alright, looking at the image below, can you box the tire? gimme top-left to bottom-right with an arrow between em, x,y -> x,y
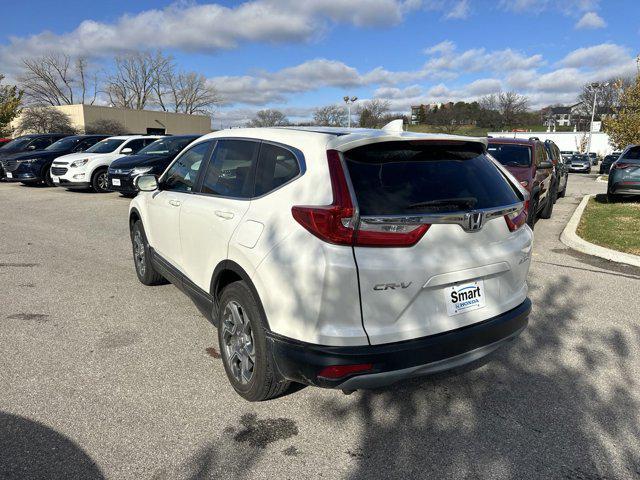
607,192 -> 620,203
91,168 -> 110,193
43,166 -> 55,187
217,281 -> 290,401
131,220 -> 165,286
558,180 -> 566,198
526,196 -> 538,229
539,184 -> 556,219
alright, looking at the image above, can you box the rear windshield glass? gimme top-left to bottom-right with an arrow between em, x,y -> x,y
343,142 -> 520,216
486,143 -> 531,167
621,146 -> 640,160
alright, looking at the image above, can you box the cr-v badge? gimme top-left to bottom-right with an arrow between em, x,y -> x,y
373,282 -> 412,291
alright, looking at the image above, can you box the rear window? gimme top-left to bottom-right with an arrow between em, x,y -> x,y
343,141 -> 521,216
621,146 -> 640,160
487,143 -> 531,167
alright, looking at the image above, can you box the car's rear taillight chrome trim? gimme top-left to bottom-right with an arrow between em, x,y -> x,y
359,202 -> 525,233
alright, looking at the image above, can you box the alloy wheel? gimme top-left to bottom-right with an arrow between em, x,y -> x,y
221,300 -> 256,384
97,172 -> 109,192
133,230 -> 146,276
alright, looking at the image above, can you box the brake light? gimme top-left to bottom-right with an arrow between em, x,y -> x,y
318,363 -> 373,379
613,162 -> 633,170
292,150 -> 430,247
291,150 -> 355,245
504,203 -> 528,231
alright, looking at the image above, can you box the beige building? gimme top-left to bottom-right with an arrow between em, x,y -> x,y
13,104 -> 212,135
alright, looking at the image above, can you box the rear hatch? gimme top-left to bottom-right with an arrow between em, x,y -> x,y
342,141 -> 531,344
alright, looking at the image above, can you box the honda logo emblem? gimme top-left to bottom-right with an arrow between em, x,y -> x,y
465,212 -> 485,231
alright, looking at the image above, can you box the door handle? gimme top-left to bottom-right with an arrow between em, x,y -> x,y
215,210 -> 234,220
169,199 -> 182,207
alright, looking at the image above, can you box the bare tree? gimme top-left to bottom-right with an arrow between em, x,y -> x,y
313,105 -> 347,127
248,109 -> 289,127
478,94 -> 499,112
357,99 -> 390,128
497,91 -> 529,126
84,119 -> 129,135
574,77 -> 631,121
159,71 -> 220,114
15,107 -> 77,134
19,53 -> 98,106
106,51 -> 173,110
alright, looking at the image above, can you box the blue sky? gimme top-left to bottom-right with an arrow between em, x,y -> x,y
1,0 -> 638,125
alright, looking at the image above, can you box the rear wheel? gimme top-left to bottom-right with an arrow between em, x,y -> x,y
131,220 -> 165,285
539,184 -> 556,219
218,281 -> 290,401
91,168 -> 110,193
607,192 -> 620,203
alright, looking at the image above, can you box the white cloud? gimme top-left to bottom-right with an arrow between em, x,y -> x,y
499,0 -> 600,14
560,43 -> 628,68
0,0 -> 419,72
575,12 -> 606,29
446,0 -> 471,19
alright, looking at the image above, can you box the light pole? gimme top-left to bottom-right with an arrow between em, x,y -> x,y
586,82 -> 609,154
343,96 -> 357,128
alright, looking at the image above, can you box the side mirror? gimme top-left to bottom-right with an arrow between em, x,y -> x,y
121,147 -> 133,154
27,145 -> 36,150
539,161 -> 553,169
134,174 -> 158,192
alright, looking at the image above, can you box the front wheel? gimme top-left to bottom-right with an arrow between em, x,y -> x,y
131,220 -> 165,285
43,166 -> 55,187
91,168 -> 110,193
218,281 -> 290,401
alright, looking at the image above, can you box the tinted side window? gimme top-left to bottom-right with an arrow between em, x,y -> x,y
163,142 -> 210,192
75,139 -> 97,152
124,139 -> 146,153
254,143 -> 300,196
30,137 -> 53,149
200,140 -> 259,198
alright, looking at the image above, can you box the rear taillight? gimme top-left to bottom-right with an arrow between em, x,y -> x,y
612,162 -> 633,170
504,203 -> 528,232
291,150 -> 355,245
292,150 -> 430,247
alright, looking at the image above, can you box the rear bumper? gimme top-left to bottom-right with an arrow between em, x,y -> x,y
268,298 -> 531,389
609,182 -> 640,196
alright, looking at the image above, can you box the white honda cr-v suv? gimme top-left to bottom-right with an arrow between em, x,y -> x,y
128,123 -> 533,401
51,135 -> 161,192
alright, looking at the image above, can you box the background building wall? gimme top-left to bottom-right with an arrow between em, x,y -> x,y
488,131 -> 615,155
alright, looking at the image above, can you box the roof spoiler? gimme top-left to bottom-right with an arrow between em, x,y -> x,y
381,119 -> 404,134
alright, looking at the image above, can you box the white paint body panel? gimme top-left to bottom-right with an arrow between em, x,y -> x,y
130,127 -> 531,348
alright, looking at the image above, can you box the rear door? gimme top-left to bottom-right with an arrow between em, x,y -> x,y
343,141 -> 532,344
179,139 -> 259,291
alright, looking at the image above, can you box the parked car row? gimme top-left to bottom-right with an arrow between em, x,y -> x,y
0,133 -> 204,195
487,137 -> 567,228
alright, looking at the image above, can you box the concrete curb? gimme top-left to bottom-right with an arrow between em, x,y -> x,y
595,175 -> 608,183
560,194 -> 640,267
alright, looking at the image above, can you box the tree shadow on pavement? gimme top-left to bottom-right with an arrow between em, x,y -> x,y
320,275 -> 640,479
0,411 -> 105,480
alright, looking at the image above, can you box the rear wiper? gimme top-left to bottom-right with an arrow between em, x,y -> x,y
407,197 -> 477,210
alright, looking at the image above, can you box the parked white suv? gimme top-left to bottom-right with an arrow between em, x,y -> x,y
128,126 -> 533,401
50,135 -> 162,192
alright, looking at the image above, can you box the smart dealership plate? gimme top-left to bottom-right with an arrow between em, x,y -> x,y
445,279 -> 486,316
112,179 -> 121,186
6,172 -> 12,178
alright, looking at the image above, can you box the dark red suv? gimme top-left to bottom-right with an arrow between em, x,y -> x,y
487,138 -> 556,228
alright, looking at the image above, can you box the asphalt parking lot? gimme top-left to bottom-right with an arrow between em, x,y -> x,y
1,172 -> 640,480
